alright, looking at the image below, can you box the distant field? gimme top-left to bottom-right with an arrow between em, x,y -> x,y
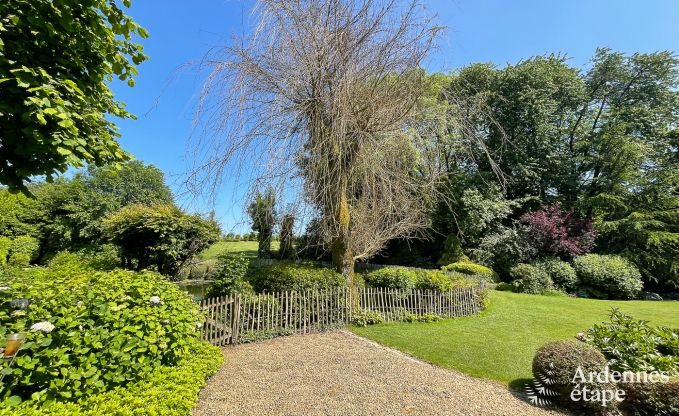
199,240 -> 280,260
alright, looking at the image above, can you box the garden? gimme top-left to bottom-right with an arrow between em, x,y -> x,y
1,0 -> 678,415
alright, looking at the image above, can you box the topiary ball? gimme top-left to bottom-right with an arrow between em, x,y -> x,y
532,340 -> 614,413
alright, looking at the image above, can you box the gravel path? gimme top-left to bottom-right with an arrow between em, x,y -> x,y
193,331 -> 567,416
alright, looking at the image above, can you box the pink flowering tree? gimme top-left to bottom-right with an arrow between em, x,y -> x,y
520,203 -> 596,260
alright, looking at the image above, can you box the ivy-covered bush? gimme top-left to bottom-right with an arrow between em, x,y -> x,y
509,264 -> 553,294
0,342 -> 223,416
586,308 -> 678,374
351,309 -> 384,327
364,267 -> 416,290
441,261 -> 499,282
0,261 -> 202,404
573,254 -> 644,299
532,340 -> 612,413
206,253 -> 253,297
247,261 -> 345,292
534,258 -> 577,291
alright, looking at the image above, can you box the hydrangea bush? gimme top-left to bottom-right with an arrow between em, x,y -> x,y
0,260 -> 202,404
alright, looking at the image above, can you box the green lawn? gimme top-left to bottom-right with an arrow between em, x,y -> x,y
350,290 -> 679,387
198,240 -> 280,260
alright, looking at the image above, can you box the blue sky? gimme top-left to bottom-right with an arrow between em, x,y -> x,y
110,0 -> 679,233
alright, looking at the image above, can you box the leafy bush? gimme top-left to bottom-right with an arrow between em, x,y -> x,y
247,261 -> 345,292
472,226 -> 537,278
0,237 -> 10,267
586,308 -> 678,374
206,253 -> 253,297
509,264 -> 553,294
364,267 -> 416,289
414,269 -> 463,291
441,261 -> 499,282
351,309 -> 384,327
622,376 -> 679,416
47,245 -> 121,271
494,282 -> 515,292
0,263 -> 202,403
417,313 -> 443,323
520,203 -> 596,260
573,254 -> 644,299
103,204 -> 220,277
7,253 -> 31,268
0,341 -> 223,416
534,258 -> 577,290
8,236 -> 39,266
532,340 -> 612,413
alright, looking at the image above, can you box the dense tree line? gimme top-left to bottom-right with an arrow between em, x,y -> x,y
0,161 -> 219,277
378,49 -> 678,292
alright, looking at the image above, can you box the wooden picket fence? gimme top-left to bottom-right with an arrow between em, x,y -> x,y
199,284 -> 486,346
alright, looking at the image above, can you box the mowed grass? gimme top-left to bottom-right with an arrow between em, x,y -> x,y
350,290 -> 679,387
198,240 -> 280,260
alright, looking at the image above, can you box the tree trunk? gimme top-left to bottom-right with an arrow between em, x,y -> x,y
331,187 -> 355,287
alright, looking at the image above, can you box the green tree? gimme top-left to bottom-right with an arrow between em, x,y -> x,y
247,188 -> 277,258
103,204 -> 220,277
0,0 -> 148,192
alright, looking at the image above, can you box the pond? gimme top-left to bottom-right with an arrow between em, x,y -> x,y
176,280 -> 213,302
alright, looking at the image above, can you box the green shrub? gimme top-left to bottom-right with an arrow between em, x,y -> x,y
495,282 -> 516,292
103,204 -> 220,277
247,261 -> 345,292
364,267 -> 416,289
441,261 -> 499,282
622,376 -> 679,416
47,245 -> 121,271
532,340 -> 612,413
535,258 -> 577,290
0,263 -> 202,403
7,253 -> 31,268
206,253 -> 253,297
586,308 -> 678,374
351,309 -> 384,327
509,263 -> 553,294
1,341 -> 223,415
573,254 -> 643,299
9,236 -> 39,258
0,237 -> 11,267
417,313 -> 443,323
414,269 -> 476,291
7,236 -> 39,266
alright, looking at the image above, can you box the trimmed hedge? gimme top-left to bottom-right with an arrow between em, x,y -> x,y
0,341 -> 223,416
441,261 -> 499,282
363,267 -> 414,290
364,267 -> 477,292
247,261 -> 345,292
622,376 -> 679,416
573,254 -> 643,299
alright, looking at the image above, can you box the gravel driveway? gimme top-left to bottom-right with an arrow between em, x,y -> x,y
193,331 -> 566,416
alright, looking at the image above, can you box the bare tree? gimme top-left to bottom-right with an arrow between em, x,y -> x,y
190,0 -> 448,286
